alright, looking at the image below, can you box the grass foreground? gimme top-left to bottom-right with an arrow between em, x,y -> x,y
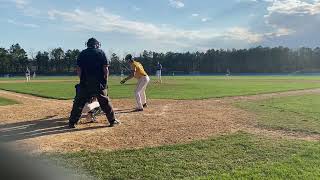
48,132 -> 320,179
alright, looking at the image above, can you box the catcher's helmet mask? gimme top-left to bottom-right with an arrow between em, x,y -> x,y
85,38 -> 101,48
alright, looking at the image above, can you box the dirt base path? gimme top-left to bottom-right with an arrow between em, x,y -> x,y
1,89 -> 320,153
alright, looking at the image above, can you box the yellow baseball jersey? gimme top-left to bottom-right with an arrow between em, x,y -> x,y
131,61 -> 148,79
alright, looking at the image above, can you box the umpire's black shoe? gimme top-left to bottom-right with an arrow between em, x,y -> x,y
108,119 -> 121,127
143,103 -> 148,108
68,123 -> 75,129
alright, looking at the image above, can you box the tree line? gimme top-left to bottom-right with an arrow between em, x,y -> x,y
1,44 -> 320,75
0,44 -> 80,74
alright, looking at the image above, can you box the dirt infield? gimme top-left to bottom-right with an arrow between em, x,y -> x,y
1,89 -> 320,153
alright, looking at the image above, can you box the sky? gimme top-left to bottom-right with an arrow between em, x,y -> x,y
1,0 -> 320,56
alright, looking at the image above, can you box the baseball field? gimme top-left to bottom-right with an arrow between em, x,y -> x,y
1,76 -> 320,179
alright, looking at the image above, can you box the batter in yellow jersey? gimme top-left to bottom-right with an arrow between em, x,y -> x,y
131,60 -> 148,79
120,54 -> 150,111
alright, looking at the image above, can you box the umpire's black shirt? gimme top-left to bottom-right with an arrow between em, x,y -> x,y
77,47 -> 109,91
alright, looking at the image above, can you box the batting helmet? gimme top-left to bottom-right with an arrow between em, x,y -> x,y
125,54 -> 132,61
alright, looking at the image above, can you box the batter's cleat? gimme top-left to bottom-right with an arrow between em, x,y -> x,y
143,103 -> 148,108
68,123 -> 75,129
108,119 -> 121,127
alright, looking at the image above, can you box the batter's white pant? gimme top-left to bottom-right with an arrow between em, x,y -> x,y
135,75 -> 150,109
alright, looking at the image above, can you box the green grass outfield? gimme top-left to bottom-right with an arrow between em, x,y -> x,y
0,97 -> 18,106
1,76 -> 320,99
238,94 -> 320,134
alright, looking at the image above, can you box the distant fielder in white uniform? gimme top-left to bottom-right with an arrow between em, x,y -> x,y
25,68 -> 31,82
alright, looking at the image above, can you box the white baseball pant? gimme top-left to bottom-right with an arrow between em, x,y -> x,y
135,75 -> 150,109
156,70 -> 162,82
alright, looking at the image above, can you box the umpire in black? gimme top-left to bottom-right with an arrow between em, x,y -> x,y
68,38 -> 120,128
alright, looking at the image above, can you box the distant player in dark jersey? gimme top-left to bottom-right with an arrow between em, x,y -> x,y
156,61 -> 162,83
25,68 -> 31,82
